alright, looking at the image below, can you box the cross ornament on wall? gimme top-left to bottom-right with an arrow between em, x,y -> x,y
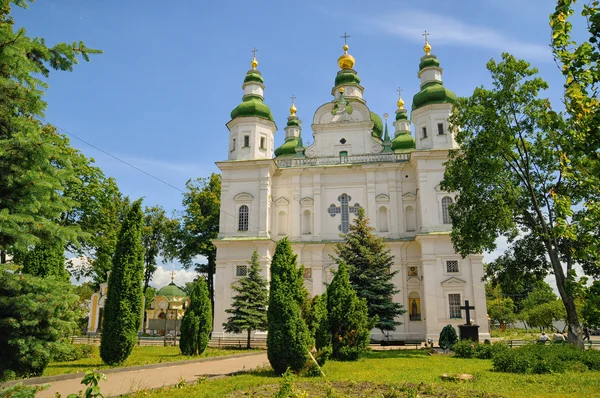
328,193 -> 361,233
460,300 -> 475,325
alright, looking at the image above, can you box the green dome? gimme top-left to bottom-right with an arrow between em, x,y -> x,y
244,71 -> 264,84
411,82 -> 456,111
230,95 -> 275,121
157,282 -> 186,298
395,109 -> 408,121
335,69 -> 361,87
392,133 -> 416,151
370,112 -> 383,138
275,137 -> 301,157
419,55 -> 441,70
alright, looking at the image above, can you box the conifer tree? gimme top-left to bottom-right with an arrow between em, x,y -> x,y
327,261 -> 371,361
179,278 -> 212,355
100,200 -> 145,366
334,207 -> 405,334
267,238 -> 311,375
21,242 -> 70,282
223,251 -> 268,349
310,293 -> 330,352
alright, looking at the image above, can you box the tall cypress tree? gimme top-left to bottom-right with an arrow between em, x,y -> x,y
267,238 -> 311,375
223,251 -> 268,349
327,261 -> 371,361
100,200 -> 145,366
179,278 -> 212,356
334,207 -> 405,334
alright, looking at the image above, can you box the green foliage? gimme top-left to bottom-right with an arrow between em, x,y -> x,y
486,284 -> 516,327
267,238 -> 311,375
334,207 -> 404,333
100,200 -> 145,366
50,343 -> 93,362
142,205 -> 175,292
326,261 -> 371,361
438,325 -> 458,350
441,53 -> 586,345
492,342 -> 600,374
223,251 -> 269,348
0,267 -> 80,379
167,174 -> 221,313
179,278 -> 212,356
275,368 -> 307,398
582,281 -> 600,327
20,242 -> 70,282
522,281 -> 558,311
453,340 -> 509,359
523,300 -> 566,330
0,0 -> 101,263
0,382 -> 48,398
67,370 -> 106,398
310,293 -> 331,352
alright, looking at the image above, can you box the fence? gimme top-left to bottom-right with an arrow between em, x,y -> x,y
70,335 -> 268,349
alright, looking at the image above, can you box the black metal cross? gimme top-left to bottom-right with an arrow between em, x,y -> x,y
252,47 -> 257,58
327,193 -> 360,233
422,30 -> 430,43
460,300 -> 475,325
341,32 -> 351,44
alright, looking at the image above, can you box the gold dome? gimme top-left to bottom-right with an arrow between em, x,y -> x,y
337,44 -> 355,70
290,101 -> 297,116
397,97 -> 405,110
251,56 -> 258,70
424,42 -> 431,56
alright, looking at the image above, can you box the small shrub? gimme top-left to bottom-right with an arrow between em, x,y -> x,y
51,343 -> 95,362
453,340 -> 476,358
438,325 -> 458,350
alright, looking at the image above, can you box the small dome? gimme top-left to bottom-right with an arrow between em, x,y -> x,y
230,95 -> 275,121
392,133 -> 416,151
419,55 -> 441,71
275,137 -> 301,157
334,70 -> 361,87
411,82 -> 456,111
395,108 -> 408,121
370,112 -> 383,138
157,282 -> 186,298
243,71 -> 264,84
338,44 -> 355,70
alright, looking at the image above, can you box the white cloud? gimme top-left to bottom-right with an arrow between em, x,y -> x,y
150,265 -> 198,289
367,11 -> 551,61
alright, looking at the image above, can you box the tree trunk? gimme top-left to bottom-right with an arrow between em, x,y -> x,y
247,329 -> 251,349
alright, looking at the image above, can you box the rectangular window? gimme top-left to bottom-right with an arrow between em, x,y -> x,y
446,260 -> 459,273
235,265 -> 248,277
449,294 -> 461,318
422,127 -> 427,138
339,150 -> 348,163
243,135 -> 250,147
438,123 -> 445,135
231,138 -> 236,152
260,136 -> 266,149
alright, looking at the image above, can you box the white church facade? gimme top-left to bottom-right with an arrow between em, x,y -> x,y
212,39 -> 489,341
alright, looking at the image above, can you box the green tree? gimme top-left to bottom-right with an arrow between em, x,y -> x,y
582,281 -> 600,328
485,286 -> 516,331
522,281 -> 558,312
0,267 -> 80,379
267,238 -> 311,375
223,251 -> 268,349
310,293 -> 330,352
440,54 -> 588,346
179,278 -> 212,356
100,200 -> 145,365
167,174 -> 221,314
523,300 -> 566,331
142,205 -> 174,293
327,261 -> 371,361
333,207 -> 404,335
0,0 -> 101,264
21,242 -> 69,282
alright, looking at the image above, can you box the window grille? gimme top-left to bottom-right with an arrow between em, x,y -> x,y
446,260 -> 459,273
236,265 -> 248,277
449,294 -> 461,318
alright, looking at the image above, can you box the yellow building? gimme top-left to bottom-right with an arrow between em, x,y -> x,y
145,279 -> 189,334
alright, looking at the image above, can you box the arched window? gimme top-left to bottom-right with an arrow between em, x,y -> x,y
238,205 -> 249,231
378,206 -> 388,233
405,206 -> 416,232
302,210 -> 312,235
442,197 -> 453,224
278,211 -> 287,236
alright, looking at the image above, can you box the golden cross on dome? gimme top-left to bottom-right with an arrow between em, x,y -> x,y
252,47 -> 257,58
422,30 -> 430,43
341,32 -> 351,44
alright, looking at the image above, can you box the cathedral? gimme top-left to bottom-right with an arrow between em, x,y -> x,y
212,37 -> 489,341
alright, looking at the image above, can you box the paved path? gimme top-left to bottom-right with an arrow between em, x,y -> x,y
34,352 -> 268,398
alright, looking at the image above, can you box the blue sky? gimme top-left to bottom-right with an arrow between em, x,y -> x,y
13,0 -> 578,284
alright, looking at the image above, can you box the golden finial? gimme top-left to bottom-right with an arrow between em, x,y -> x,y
251,47 -> 258,70
422,31 -> 431,55
339,87 -> 345,94
397,87 -> 405,110
383,112 -> 389,121
337,32 -> 355,70
170,270 -> 175,283
290,95 -> 297,116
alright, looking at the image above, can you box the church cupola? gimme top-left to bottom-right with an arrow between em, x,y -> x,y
392,92 -> 416,152
275,96 -> 305,158
227,49 -> 278,161
331,34 -> 364,101
410,34 -> 457,151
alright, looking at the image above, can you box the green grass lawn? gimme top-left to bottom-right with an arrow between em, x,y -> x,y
129,350 -> 600,398
43,346 -> 255,377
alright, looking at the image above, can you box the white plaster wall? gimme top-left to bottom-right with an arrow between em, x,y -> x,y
411,104 -> 456,151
